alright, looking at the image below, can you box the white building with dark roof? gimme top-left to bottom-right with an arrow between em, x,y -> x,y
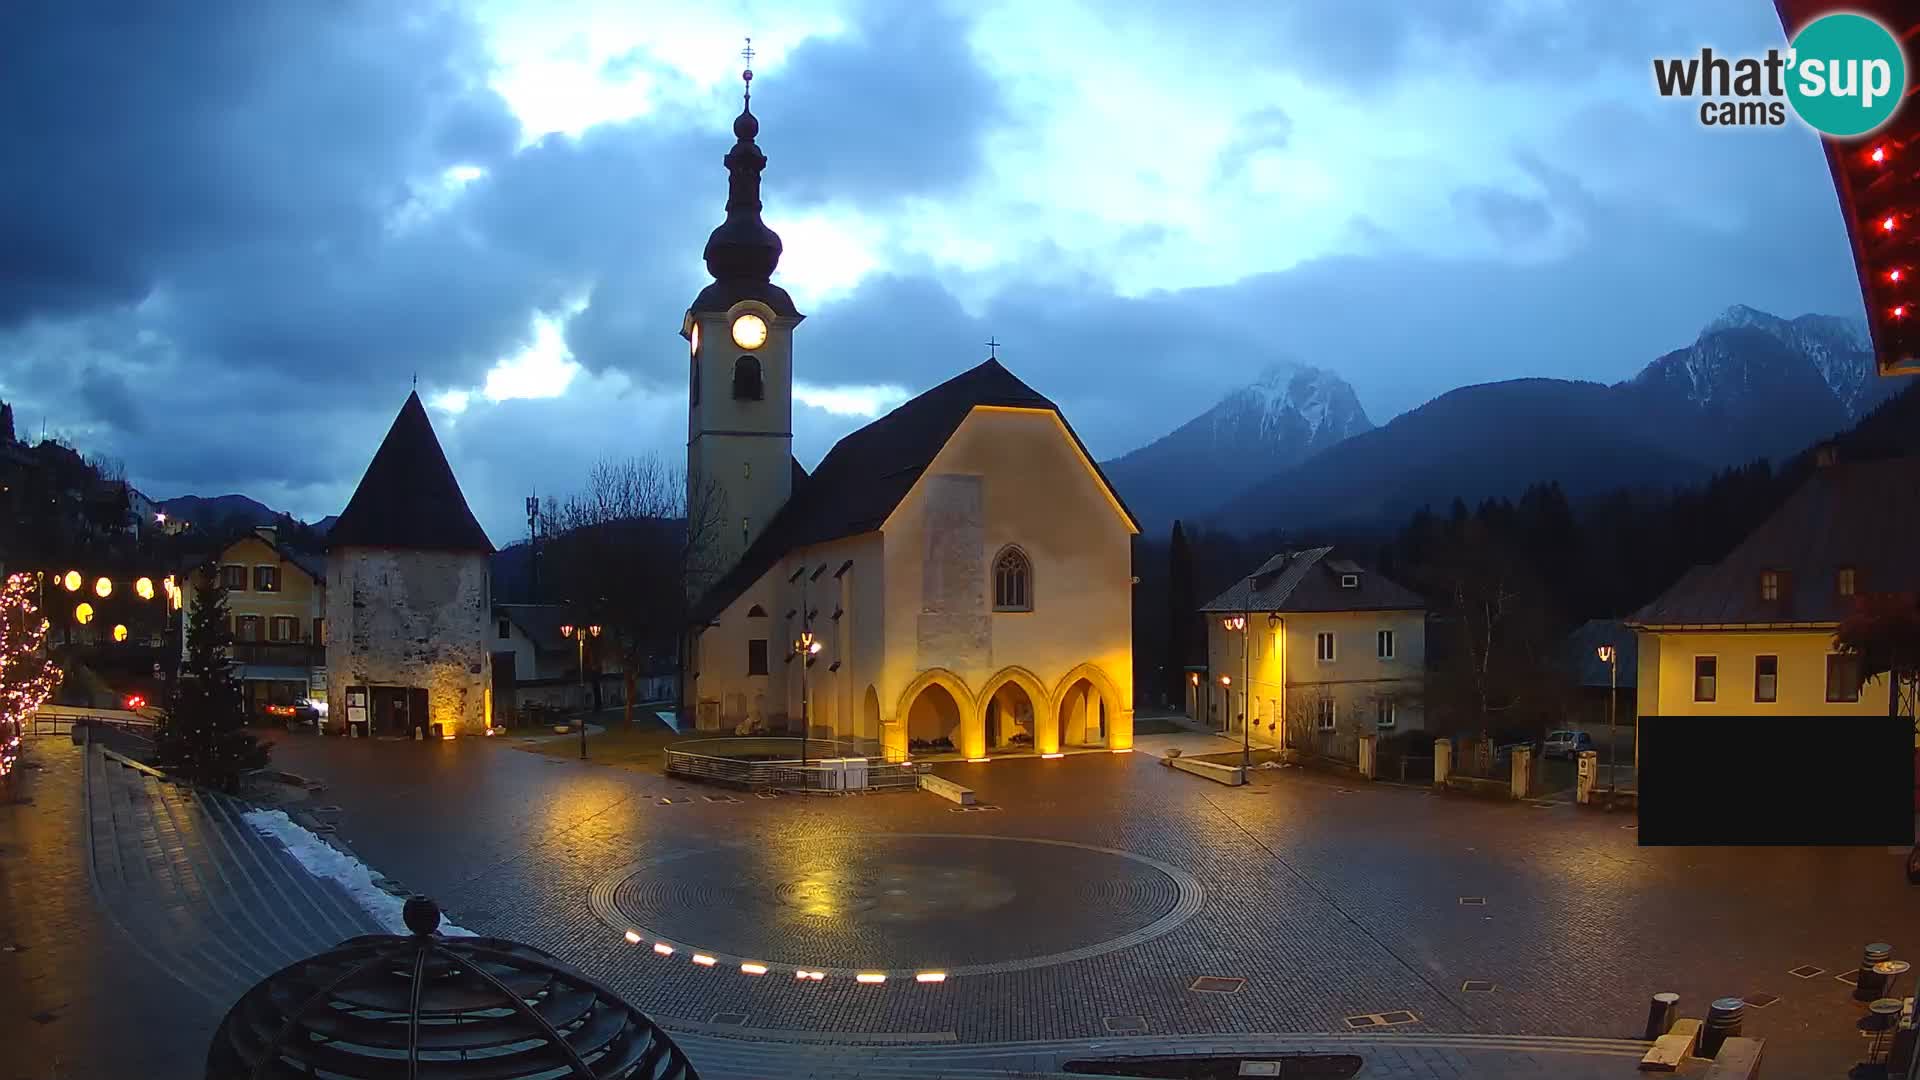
1199,547 -> 1427,757
681,73 -> 1138,761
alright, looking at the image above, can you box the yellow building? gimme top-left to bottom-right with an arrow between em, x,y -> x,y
1198,548 -> 1426,757
1628,455 -> 1915,722
188,525 -> 327,716
683,79 -> 1137,761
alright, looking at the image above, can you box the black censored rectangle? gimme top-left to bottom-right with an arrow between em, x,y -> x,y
1638,715 -> 1915,845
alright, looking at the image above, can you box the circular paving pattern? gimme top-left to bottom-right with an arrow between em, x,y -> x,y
588,833 -> 1204,977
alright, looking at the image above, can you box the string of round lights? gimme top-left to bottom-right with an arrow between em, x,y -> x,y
49,568 -> 182,635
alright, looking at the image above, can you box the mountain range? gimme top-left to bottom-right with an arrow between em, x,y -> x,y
1105,305 -> 1895,536
155,304 -> 1895,547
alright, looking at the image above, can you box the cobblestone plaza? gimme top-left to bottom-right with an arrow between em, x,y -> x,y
4,732 -> 1915,1078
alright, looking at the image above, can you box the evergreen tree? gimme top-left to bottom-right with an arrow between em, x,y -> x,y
158,562 -> 267,791
1166,520 -> 1196,702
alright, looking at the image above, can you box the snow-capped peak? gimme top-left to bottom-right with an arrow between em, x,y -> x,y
1214,360 -> 1372,448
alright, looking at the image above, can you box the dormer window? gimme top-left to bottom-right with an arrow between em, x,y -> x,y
1837,566 -> 1856,598
732,355 -> 764,401
1339,574 -> 1359,589
1759,571 -> 1780,602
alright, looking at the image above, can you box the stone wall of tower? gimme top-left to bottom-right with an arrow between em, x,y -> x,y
325,547 -> 492,736
686,301 -> 796,574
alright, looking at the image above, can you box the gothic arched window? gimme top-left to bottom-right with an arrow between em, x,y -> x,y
732,355 -> 764,401
993,545 -> 1032,612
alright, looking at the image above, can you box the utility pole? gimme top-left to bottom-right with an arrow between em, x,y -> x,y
525,491 -> 540,602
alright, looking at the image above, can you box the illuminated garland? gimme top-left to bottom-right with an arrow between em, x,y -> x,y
1,572 -> 64,778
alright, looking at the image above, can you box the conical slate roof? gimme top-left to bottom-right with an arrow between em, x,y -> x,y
328,392 -> 493,553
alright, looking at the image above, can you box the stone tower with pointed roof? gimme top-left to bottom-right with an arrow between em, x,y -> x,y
326,392 -> 495,739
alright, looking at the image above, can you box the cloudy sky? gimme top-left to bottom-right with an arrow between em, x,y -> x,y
0,0 -> 1865,545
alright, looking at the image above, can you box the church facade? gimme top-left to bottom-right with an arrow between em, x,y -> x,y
683,76 -> 1137,761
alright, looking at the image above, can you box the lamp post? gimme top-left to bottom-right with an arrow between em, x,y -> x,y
1596,644 -> 1618,803
561,622 -> 601,760
796,629 -> 822,781
1222,614 -> 1249,774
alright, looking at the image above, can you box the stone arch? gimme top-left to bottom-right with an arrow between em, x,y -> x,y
1051,662 -> 1127,749
978,666 -> 1053,753
895,668 -> 978,758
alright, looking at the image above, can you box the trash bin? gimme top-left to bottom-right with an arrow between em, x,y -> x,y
1699,998 -> 1744,1058
1857,943 -> 1894,1001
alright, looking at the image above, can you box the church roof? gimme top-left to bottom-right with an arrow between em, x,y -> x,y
692,358 -> 1137,623
328,392 -> 494,554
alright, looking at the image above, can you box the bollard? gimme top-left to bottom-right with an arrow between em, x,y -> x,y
1857,943 -> 1894,1001
1698,998 -> 1744,1058
1643,992 -> 1680,1040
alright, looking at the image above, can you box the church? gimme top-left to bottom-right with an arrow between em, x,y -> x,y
682,68 -> 1138,761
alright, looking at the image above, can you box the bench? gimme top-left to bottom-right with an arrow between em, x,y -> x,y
919,774 -> 976,805
1169,757 -> 1246,786
1640,1018 -> 1700,1071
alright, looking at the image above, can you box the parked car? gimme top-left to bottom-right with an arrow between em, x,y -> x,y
1543,729 -> 1595,759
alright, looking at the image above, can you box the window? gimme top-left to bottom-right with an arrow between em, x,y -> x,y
1376,629 -> 1395,660
1693,656 -> 1716,702
1826,654 -> 1861,703
993,546 -> 1032,611
314,618 -> 326,645
747,604 -> 767,618
235,615 -> 261,642
732,355 -> 764,400
221,564 -> 247,591
1754,655 -> 1778,703
1837,566 -> 1856,597
1759,571 -> 1779,601
1375,698 -> 1396,728
269,616 -> 296,643
1339,573 -> 1359,589
1315,631 -> 1336,662
747,638 -> 769,676
254,565 -> 279,592
1314,697 -> 1337,731
497,618 -> 511,639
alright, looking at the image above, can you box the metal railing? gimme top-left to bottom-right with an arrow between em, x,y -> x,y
29,706 -> 159,737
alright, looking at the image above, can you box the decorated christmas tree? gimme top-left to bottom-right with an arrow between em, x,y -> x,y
0,573 -> 62,778
158,562 -> 268,791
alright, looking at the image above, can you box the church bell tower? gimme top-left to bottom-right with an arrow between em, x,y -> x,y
684,41 -> 802,577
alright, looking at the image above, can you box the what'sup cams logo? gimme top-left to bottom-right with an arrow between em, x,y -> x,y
1654,12 -> 1907,136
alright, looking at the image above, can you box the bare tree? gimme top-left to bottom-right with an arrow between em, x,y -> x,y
541,455 -> 728,728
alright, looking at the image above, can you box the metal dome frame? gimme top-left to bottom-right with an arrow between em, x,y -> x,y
206,897 -> 698,1080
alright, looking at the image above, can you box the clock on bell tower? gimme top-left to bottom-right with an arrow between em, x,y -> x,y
684,53 -> 803,579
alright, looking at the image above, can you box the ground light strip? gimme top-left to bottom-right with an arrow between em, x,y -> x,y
587,834 -> 1205,983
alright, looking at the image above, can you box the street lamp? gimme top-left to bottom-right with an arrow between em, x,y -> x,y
1222,614 -> 1249,775
796,629 -> 822,778
1596,644 -> 1618,803
561,623 -> 601,760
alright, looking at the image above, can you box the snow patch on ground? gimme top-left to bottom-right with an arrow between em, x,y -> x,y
244,808 -> 476,936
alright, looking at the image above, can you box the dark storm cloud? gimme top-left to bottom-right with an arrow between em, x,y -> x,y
752,0 -> 1006,203
76,365 -> 142,436
0,2 -> 519,334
